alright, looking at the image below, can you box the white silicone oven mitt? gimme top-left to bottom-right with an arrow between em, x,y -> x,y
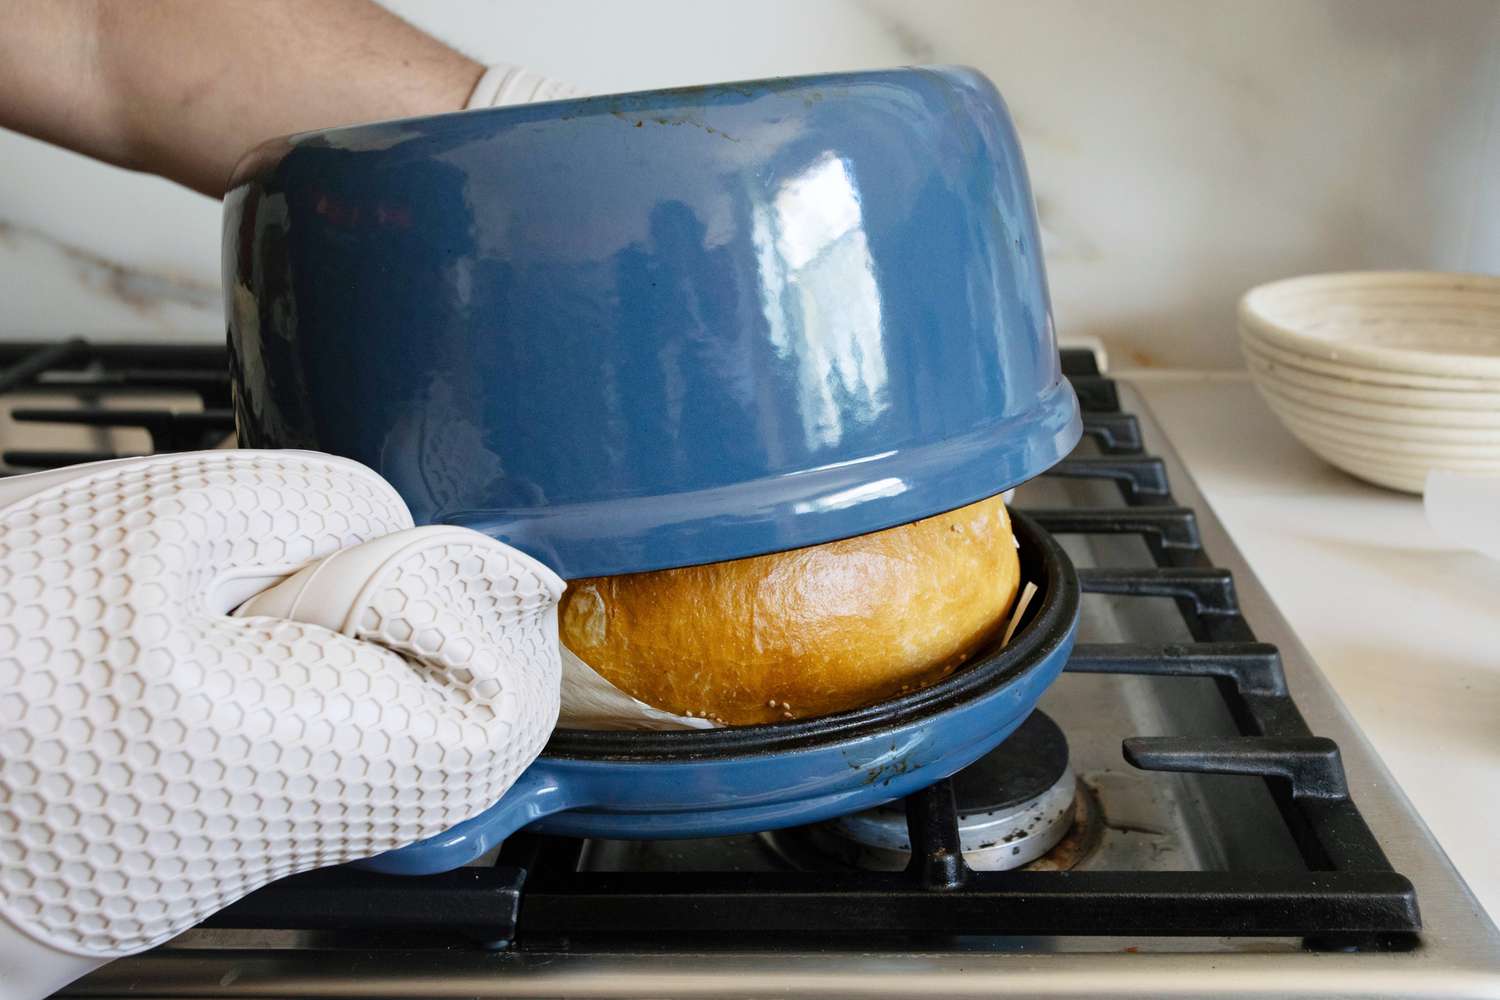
0,451 -> 563,998
465,63 -> 584,109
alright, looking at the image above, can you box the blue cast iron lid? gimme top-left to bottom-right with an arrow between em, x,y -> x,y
225,66 -> 1081,578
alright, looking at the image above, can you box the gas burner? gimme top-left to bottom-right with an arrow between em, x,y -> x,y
764,711 -> 1094,872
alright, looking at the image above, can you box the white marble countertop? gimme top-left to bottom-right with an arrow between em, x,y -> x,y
1125,369 -> 1499,925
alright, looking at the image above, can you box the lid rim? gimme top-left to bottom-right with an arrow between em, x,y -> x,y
441,377 -> 1082,579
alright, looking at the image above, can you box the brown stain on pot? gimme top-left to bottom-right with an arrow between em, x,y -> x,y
608,109 -> 739,143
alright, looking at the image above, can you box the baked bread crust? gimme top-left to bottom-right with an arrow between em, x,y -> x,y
559,494 -> 1020,725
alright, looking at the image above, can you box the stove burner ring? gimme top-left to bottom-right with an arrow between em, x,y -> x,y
764,711 -> 1096,872
807,770 -> 1076,872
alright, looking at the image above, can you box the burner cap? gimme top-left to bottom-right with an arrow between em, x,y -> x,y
765,710 -> 1082,872
953,709 -> 1070,814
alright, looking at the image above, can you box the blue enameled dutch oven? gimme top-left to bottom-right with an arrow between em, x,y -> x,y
224,66 -> 1084,876
224,65 -> 1081,579
362,511 -> 1077,874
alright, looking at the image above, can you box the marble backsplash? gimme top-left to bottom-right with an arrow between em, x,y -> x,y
2,0 -> 1497,368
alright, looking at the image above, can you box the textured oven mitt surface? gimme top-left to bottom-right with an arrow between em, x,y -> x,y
0,451 -> 563,998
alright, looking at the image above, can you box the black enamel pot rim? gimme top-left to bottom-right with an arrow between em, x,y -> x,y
542,510 -> 1079,762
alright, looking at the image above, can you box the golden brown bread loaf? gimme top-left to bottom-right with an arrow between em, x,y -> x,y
558,493 -> 1020,725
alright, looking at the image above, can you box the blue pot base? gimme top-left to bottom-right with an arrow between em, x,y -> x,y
359,511 -> 1078,876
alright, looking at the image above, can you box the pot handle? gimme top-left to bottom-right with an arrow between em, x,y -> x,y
355,762 -> 589,875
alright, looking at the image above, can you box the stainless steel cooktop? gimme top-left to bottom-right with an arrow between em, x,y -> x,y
1,342 -> 1494,999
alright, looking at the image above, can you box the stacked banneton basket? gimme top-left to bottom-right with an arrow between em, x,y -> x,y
1239,271 -> 1500,493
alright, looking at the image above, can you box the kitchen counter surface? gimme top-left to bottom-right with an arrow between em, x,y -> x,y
1126,369 -> 1499,925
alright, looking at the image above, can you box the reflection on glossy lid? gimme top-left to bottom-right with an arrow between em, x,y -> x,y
226,66 -> 1081,577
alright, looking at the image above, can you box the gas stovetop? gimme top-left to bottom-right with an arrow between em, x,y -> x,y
2,341 -> 1497,999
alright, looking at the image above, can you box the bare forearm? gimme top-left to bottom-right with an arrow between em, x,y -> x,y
0,0 -> 481,197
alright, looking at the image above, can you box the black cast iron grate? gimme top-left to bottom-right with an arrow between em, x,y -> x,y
0,341 -> 1420,951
